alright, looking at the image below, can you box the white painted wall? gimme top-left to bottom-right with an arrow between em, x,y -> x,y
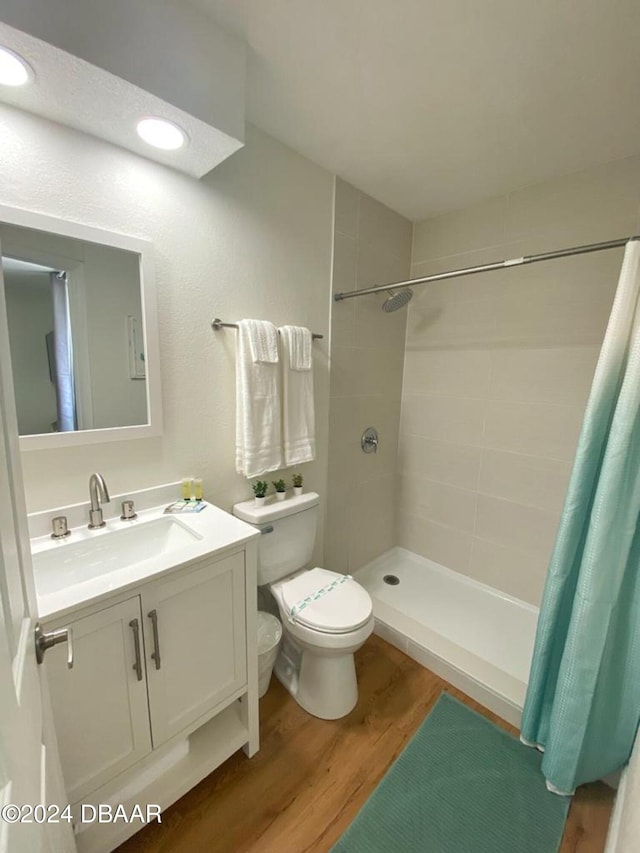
4,270 -> 57,435
0,105 -> 333,565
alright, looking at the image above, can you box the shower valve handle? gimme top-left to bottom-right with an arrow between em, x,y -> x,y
361,427 -> 379,454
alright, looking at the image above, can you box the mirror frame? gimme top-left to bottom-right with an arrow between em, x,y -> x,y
0,203 -> 163,450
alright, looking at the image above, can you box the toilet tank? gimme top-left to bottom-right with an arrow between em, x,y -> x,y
233,492 -> 320,585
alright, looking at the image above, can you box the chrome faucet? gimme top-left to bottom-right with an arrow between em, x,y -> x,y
88,473 -> 111,529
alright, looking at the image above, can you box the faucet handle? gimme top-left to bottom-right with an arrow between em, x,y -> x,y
51,516 -> 70,539
120,500 -> 137,521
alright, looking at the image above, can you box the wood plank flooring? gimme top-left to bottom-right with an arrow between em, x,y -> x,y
117,635 -> 614,853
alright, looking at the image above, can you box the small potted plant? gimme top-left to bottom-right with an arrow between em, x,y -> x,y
272,479 -> 287,501
252,480 -> 268,506
292,473 -> 304,497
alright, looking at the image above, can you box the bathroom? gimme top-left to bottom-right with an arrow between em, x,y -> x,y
0,2 -> 639,853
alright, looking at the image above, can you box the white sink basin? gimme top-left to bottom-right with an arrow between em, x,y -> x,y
33,516 -> 202,597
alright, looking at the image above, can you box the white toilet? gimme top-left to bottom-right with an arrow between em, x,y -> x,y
233,492 -> 374,719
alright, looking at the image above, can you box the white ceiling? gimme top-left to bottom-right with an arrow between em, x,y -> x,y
0,12 -> 244,179
191,0 -> 640,221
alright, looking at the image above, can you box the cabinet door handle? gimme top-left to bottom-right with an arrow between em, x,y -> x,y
147,609 -> 161,670
129,619 -> 143,682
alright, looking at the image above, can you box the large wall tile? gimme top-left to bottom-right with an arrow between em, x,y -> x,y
505,156 -> 640,246
398,475 -> 477,533
328,179 -> 411,574
412,195 -> 507,263
475,494 -> 560,558
405,293 -> 502,349
484,271 -> 615,348
469,537 -> 548,605
349,516 -> 396,571
397,511 -> 473,574
332,232 -> 357,293
331,297 -> 355,350
356,236 -> 410,291
397,434 -> 482,491
325,485 -> 351,574
331,232 -> 358,346
351,397 -> 400,482
334,177 -> 359,238
403,349 -> 491,398
489,346 -> 600,406
327,438 -> 356,490
359,192 -> 413,261
328,396 -> 356,444
352,345 -> 405,398
479,449 -> 571,514
483,400 -> 584,461
400,393 -> 486,446
330,345 -> 358,398
353,291 -> 407,350
409,247 -> 514,303
348,475 -> 397,570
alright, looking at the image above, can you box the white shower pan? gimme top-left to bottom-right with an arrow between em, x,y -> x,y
355,547 -> 539,727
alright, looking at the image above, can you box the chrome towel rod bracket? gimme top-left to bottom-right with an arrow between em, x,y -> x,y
211,318 -> 323,340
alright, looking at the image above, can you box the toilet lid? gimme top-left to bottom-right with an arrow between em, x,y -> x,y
280,568 -> 372,634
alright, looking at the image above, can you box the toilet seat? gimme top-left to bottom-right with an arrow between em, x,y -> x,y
278,567 -> 372,634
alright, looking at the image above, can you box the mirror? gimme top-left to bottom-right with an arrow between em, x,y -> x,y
0,205 -> 162,450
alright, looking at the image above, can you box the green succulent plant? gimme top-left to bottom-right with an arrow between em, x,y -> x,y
272,479 -> 286,492
292,474 -> 303,488
252,480 -> 268,498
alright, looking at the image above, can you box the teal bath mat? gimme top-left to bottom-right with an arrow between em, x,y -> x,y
332,693 -> 569,853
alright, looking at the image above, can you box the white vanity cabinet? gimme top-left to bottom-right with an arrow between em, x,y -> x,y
45,596 -> 152,804
42,544 -> 258,852
143,550 -> 247,746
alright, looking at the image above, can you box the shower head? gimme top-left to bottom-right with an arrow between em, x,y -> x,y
382,288 -> 413,313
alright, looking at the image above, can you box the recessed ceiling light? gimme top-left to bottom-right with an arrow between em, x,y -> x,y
136,117 -> 187,151
0,46 -> 32,87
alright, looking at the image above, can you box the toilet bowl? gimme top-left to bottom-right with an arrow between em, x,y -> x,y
233,492 -> 374,719
270,567 -> 374,719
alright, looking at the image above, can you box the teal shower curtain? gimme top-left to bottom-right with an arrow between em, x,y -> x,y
521,239 -> 640,796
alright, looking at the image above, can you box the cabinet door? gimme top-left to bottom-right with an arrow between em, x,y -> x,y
45,597 -> 152,803
143,551 -> 247,747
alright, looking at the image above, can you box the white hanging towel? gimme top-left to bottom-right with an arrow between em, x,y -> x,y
279,325 -> 316,466
235,319 -> 283,477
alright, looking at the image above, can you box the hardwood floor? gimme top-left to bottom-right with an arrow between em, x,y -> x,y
117,635 -> 614,853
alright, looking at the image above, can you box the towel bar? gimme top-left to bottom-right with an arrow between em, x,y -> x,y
211,318 -> 323,340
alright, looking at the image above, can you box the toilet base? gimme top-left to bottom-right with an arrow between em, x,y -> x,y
274,632 -> 360,720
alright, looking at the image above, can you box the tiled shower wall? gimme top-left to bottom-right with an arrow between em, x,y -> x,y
326,178 -> 412,573
398,155 -> 640,605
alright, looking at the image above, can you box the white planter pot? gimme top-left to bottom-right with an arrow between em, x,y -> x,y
254,496 -> 266,506
293,486 -> 303,497
275,491 -> 286,501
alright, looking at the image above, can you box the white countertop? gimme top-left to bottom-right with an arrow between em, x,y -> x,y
32,500 -> 259,622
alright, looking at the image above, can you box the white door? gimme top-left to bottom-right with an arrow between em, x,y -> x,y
0,244 -> 75,852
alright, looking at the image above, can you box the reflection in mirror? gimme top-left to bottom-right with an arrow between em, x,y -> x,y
1,223 -> 148,436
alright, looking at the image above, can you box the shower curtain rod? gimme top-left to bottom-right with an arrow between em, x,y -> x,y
333,235 -> 640,302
